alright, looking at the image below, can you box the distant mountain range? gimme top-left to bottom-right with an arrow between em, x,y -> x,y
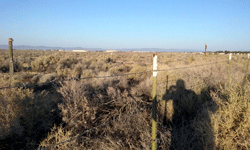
0,44 -> 201,52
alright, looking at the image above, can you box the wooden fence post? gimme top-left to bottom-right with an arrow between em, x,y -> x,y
246,53 -> 249,81
152,54 -> 157,150
228,53 -> 232,86
8,38 -> 14,75
205,43 -> 207,57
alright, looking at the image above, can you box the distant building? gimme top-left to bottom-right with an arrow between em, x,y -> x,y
106,50 -> 117,52
72,50 -> 87,52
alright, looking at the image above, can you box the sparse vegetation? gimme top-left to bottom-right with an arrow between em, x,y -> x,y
0,49 -> 249,149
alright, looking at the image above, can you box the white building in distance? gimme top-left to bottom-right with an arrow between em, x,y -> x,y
72,50 -> 88,52
106,50 -> 117,52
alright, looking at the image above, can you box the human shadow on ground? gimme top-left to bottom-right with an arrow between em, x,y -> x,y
162,79 -> 217,150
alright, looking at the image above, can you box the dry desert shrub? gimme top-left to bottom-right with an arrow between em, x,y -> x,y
31,55 -> 60,72
39,125 -> 76,150
211,83 -> 250,149
5,73 -> 58,87
58,56 -> 79,68
131,77 -> 152,101
0,89 -> 31,140
56,57 -> 80,77
39,79 -> 171,149
0,60 -> 22,73
131,54 -> 141,61
1,51 -> 250,149
58,81 -> 98,132
38,73 -> 57,83
81,69 -> 96,78
108,64 -> 131,75
128,64 -> 149,81
0,86 -> 62,149
72,63 -> 83,77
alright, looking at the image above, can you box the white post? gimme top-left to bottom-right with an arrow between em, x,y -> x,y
152,54 -> 157,150
153,55 -> 157,77
228,53 -> 232,86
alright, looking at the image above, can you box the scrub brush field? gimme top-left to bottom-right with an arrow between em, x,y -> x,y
0,50 -> 249,149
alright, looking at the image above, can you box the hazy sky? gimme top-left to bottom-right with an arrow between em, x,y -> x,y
0,0 -> 249,51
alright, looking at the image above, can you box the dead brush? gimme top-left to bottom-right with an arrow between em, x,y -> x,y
39,79 -> 171,149
0,87 -> 62,149
128,64 -> 149,81
0,60 -> 22,73
0,89 -> 27,140
39,125 -> 76,150
211,83 -> 250,149
1,51 -> 250,149
31,55 -> 60,72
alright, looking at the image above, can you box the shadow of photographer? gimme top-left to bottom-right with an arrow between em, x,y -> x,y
162,79 -> 217,150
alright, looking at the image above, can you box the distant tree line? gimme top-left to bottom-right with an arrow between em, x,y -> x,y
214,50 -> 250,54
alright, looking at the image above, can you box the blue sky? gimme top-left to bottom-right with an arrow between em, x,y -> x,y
0,0 -> 249,51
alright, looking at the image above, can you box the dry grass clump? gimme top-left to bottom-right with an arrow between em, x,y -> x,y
0,89 -> 31,140
0,60 -> 22,73
31,55 -> 60,72
81,69 -> 96,78
55,57 -> 82,78
39,125 -> 76,149
131,77 -> 152,102
39,79 -> 163,149
131,54 -> 141,61
0,60 -> 10,73
211,83 -> 250,149
38,78 -> 172,149
38,73 -> 57,83
57,57 -> 79,68
72,63 -> 83,77
108,64 -> 131,75
58,81 -> 98,132
4,73 -> 58,87
12,72 -> 35,85
101,63 -> 111,72
0,86 -> 62,149
128,64 -> 149,81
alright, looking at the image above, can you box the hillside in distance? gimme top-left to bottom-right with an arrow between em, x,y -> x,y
0,44 -> 201,52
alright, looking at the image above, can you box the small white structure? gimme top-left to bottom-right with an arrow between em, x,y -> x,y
72,50 -> 87,52
106,50 -> 117,52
